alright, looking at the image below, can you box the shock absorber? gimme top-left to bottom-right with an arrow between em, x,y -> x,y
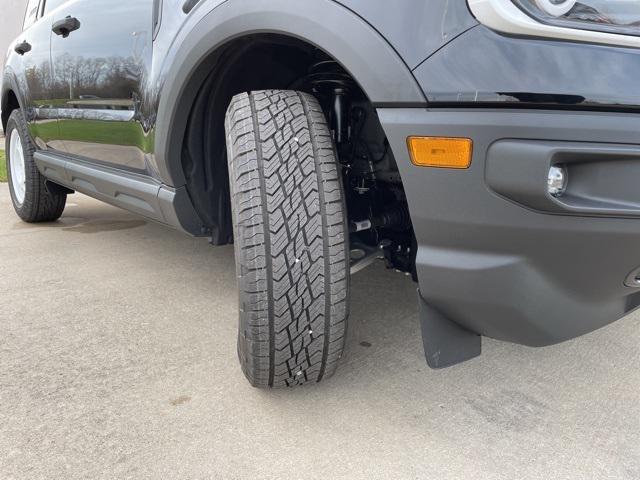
333,87 -> 347,144
306,60 -> 355,146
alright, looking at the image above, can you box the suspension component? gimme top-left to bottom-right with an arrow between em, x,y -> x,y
301,55 -> 416,277
333,88 -> 347,144
305,60 -> 355,146
350,204 -> 411,233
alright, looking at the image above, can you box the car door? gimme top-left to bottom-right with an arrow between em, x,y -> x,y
49,0 -> 154,171
16,0 -> 64,151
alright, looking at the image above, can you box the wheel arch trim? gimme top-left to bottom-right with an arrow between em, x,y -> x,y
1,69 -> 24,132
153,0 -> 426,187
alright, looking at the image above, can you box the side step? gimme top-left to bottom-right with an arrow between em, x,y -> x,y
34,151 -> 204,235
418,291 -> 481,369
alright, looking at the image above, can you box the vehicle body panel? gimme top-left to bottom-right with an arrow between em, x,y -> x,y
49,0 -> 154,171
334,0 -> 478,69
415,25 -> 640,109
12,3 -> 60,150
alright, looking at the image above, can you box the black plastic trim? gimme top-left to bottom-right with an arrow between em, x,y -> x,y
418,290 -> 481,369
426,101 -> 640,114
34,151 -> 205,235
379,107 -> 640,348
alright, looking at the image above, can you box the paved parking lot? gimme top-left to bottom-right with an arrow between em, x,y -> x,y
1,183 -> 639,479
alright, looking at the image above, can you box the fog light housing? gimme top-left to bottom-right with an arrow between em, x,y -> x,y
548,165 -> 567,197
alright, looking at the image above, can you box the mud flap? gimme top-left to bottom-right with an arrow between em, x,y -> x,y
418,291 -> 481,369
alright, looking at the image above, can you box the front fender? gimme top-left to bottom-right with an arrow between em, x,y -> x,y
153,0 -> 426,187
1,68 -> 24,130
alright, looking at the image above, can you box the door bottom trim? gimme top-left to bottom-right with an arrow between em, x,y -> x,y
34,151 -> 204,235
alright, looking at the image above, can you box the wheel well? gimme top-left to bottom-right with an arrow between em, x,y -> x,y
182,34 -> 416,277
1,89 -> 19,132
181,34 -> 317,244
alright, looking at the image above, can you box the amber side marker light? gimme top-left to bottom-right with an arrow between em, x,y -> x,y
407,136 -> 473,169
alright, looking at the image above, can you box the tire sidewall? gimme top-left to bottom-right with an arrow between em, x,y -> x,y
6,110 -> 39,218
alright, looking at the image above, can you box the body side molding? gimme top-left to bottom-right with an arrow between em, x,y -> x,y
34,151 -> 204,235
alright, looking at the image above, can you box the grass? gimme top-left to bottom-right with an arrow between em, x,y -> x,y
0,150 -> 6,182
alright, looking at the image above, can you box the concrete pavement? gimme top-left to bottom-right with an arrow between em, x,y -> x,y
0,184 -> 639,480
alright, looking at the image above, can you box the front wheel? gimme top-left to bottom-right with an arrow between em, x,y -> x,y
225,90 -> 350,388
5,109 -> 66,222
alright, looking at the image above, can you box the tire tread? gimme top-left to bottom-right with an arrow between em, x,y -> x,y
225,90 -> 349,388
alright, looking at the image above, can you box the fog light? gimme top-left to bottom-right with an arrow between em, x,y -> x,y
548,166 -> 567,197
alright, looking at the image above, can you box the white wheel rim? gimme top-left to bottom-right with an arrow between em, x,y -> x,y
9,129 -> 27,205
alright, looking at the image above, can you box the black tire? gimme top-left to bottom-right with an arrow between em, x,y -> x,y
5,109 -> 66,222
225,90 -> 350,388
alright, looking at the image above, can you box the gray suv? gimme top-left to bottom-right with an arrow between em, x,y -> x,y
3,0 -> 640,388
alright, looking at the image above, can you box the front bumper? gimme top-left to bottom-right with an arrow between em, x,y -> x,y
379,108 -> 640,347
